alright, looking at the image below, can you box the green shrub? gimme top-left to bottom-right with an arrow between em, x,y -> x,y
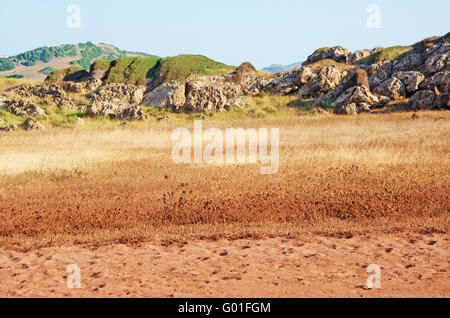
0,58 -> 15,71
6,74 -> 24,79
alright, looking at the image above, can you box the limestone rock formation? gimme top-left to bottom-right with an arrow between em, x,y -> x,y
373,77 -> 407,99
304,46 -> 352,65
298,66 -> 347,99
184,76 -> 243,112
408,90 -> 437,110
394,71 -> 425,93
7,99 -> 47,117
332,85 -> 386,114
22,118 -> 45,131
87,83 -> 145,106
143,81 -> 186,109
0,124 -> 18,132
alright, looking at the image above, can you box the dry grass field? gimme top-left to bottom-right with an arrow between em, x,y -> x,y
0,111 -> 448,297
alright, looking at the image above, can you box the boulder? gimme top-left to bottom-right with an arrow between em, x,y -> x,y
87,83 -> 145,106
298,66 -> 347,99
312,85 -> 344,107
408,90 -> 437,110
393,54 -> 424,72
7,99 -> 47,117
425,54 -> 448,74
335,103 -> 358,115
263,71 -> 299,95
184,78 -> 243,112
0,124 -> 18,132
373,77 -> 407,99
143,81 -> 186,109
295,67 -> 313,85
86,102 -> 148,121
367,61 -> 393,89
332,85 -> 386,114
420,71 -> 449,91
348,49 -> 372,64
394,71 -> 425,93
304,46 -> 352,65
22,118 -> 45,131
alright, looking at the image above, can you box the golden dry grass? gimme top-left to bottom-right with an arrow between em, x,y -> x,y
0,111 -> 448,251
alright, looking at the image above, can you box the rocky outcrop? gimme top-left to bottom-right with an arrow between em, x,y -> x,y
7,99 -> 46,117
184,76 -> 243,112
85,83 -> 148,120
394,71 -> 425,93
373,77 -> 406,99
298,66 -> 348,99
87,83 -> 145,106
0,124 -> 18,132
332,85 -> 388,114
86,102 -> 148,121
22,118 -> 45,131
263,71 -> 300,95
393,54 -> 424,73
304,46 -> 352,65
366,61 -> 393,90
424,44 -> 449,75
348,49 -> 373,64
142,81 -> 186,109
408,90 -> 437,110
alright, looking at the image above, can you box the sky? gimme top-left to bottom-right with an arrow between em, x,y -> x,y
0,0 -> 449,69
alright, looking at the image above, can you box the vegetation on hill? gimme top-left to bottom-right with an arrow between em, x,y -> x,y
358,46 -> 413,65
90,55 -> 235,86
71,41 -> 113,70
91,56 -> 159,86
358,33 -> 449,65
11,44 -> 78,66
45,66 -> 88,84
0,76 -> 37,92
39,66 -> 56,75
148,55 -> 236,85
308,59 -> 354,72
0,58 -> 15,71
6,74 -> 24,79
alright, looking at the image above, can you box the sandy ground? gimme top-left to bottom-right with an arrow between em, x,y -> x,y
0,233 -> 448,298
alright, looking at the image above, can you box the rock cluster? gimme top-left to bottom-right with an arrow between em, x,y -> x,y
143,74 -> 244,112
7,99 -> 46,117
22,118 -> 45,131
86,83 -> 148,120
1,35 -> 448,124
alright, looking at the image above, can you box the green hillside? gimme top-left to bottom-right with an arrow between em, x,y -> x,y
90,54 -> 235,86
148,55 -> 235,85
0,42 -> 156,80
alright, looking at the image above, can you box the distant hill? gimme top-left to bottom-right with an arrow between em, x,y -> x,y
0,42 -> 157,81
262,61 -> 303,73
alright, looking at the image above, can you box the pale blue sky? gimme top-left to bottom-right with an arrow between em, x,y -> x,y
0,0 -> 448,68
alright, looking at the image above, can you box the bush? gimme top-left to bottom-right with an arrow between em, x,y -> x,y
0,58 -> 15,71
6,74 -> 24,79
